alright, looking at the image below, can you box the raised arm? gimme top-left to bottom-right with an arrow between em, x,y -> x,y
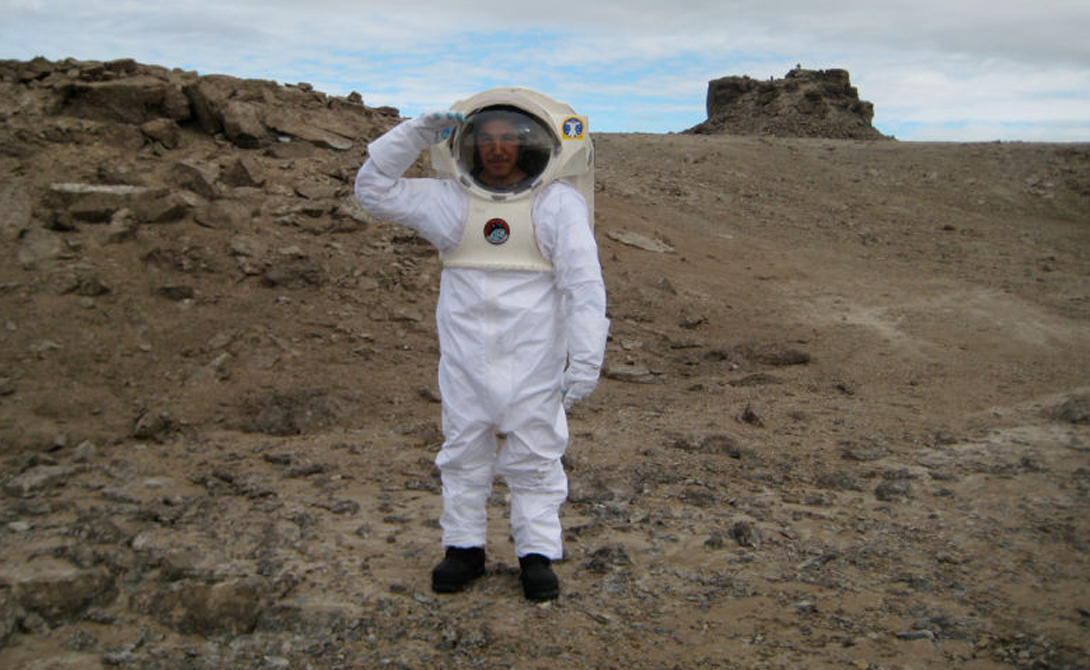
354,111 -> 467,250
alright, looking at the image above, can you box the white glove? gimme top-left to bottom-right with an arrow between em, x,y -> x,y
366,110 -> 464,178
413,110 -> 464,145
562,363 -> 600,410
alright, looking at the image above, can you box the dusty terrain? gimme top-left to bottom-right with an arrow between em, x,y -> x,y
1,59 -> 1089,669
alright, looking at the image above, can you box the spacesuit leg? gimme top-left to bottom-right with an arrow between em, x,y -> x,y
435,414 -> 497,549
497,400 -> 569,560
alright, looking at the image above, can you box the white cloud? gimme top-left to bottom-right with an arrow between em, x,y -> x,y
1,0 -> 1088,139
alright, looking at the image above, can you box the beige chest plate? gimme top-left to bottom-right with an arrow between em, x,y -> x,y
441,197 -> 553,272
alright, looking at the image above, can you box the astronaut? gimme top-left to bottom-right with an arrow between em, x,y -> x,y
354,88 -> 609,601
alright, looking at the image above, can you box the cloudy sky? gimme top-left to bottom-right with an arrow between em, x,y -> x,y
3,0 -> 1089,141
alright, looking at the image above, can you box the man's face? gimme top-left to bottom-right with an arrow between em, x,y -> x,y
476,118 -> 524,186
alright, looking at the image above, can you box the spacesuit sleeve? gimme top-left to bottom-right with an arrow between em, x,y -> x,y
354,119 -> 466,252
537,184 -> 610,385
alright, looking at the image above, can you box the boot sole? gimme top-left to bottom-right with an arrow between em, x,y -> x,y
524,586 -> 560,601
431,568 -> 485,593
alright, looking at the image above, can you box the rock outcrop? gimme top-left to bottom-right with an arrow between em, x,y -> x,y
688,67 -> 889,140
2,56 -> 399,150
0,57 -> 399,276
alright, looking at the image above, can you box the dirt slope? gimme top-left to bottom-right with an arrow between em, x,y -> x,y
1,61 -> 1089,669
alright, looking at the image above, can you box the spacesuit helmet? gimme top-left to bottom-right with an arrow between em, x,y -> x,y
430,87 -> 594,228
455,106 -> 556,193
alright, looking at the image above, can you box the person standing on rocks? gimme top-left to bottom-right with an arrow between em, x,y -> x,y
354,90 -> 609,601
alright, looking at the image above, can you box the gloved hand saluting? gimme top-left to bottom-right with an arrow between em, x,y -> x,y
363,109 -> 465,179
414,110 -> 464,145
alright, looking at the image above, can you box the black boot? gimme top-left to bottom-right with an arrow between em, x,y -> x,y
431,547 -> 486,593
518,553 -> 560,601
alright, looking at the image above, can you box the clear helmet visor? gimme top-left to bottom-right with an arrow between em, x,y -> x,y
454,107 -> 558,193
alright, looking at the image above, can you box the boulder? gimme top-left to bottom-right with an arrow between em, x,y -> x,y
183,74 -> 279,138
134,578 -> 271,636
167,162 -> 217,199
1,557 -> 116,626
4,464 -> 79,497
57,75 -> 191,125
222,100 -> 266,148
220,156 -> 265,188
15,227 -> 63,268
44,182 -> 191,225
264,109 -> 355,151
141,117 -> 182,148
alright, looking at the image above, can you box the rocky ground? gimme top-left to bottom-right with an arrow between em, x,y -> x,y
1,58 -> 1089,669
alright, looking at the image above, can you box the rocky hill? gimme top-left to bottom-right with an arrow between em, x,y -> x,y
1,57 -> 1089,669
688,67 -> 889,139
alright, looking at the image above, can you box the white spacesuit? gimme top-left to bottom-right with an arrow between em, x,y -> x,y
353,89 -> 609,599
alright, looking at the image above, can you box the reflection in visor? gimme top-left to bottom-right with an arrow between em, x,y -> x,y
455,106 -> 557,193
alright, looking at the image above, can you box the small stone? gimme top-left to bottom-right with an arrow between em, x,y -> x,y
729,520 -> 762,549
896,629 -> 936,641
4,465 -> 78,497
875,480 -> 912,502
